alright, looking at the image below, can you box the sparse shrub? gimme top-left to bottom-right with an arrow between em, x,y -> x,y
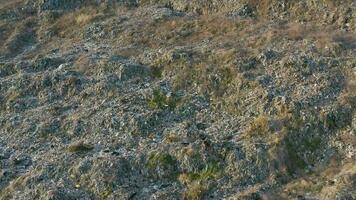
179,163 -> 221,200
150,65 -> 163,78
322,105 -> 352,130
147,152 -> 176,169
303,137 -> 322,152
284,139 -> 307,175
51,6 -> 106,39
146,152 -> 178,179
163,132 -> 179,143
148,89 -> 180,110
179,163 -> 220,184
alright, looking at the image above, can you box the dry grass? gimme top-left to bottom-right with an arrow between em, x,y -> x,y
73,54 -> 91,73
182,182 -> 208,200
67,142 -> 94,153
341,72 -> 356,109
163,132 -> 180,143
247,0 -> 273,17
346,79 -> 356,97
0,0 -> 24,10
245,115 -> 270,136
113,47 -> 141,58
276,160 -> 356,199
284,22 -> 356,48
141,15 -> 241,48
50,7 -> 106,39
76,13 -> 95,27
3,17 -> 37,56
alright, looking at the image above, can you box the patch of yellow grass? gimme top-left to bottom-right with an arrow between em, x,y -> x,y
76,13 -> 95,26
182,181 -> 208,200
246,115 -> 269,136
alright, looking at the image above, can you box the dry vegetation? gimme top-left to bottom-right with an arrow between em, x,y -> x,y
0,0 -> 354,199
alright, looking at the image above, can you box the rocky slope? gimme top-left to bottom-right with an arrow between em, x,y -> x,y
0,0 -> 355,199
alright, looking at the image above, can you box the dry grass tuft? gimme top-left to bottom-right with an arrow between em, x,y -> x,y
76,13 -> 95,26
246,115 -> 270,136
51,7 -> 105,39
342,73 -> 356,109
182,181 -> 208,200
67,142 -> 94,153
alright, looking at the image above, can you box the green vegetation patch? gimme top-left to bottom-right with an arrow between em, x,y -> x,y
285,139 -> 308,175
179,163 -> 221,200
183,163 -> 220,183
147,152 -> 177,169
148,89 -> 180,110
146,151 -> 179,179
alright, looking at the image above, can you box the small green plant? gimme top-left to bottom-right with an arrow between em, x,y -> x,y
303,137 -> 322,152
147,152 -> 177,169
148,89 -> 180,110
150,66 -> 164,78
146,152 -> 178,179
179,163 -> 221,200
183,164 -> 220,183
102,189 -> 112,199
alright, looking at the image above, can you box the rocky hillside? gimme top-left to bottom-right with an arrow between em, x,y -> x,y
0,0 -> 355,199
